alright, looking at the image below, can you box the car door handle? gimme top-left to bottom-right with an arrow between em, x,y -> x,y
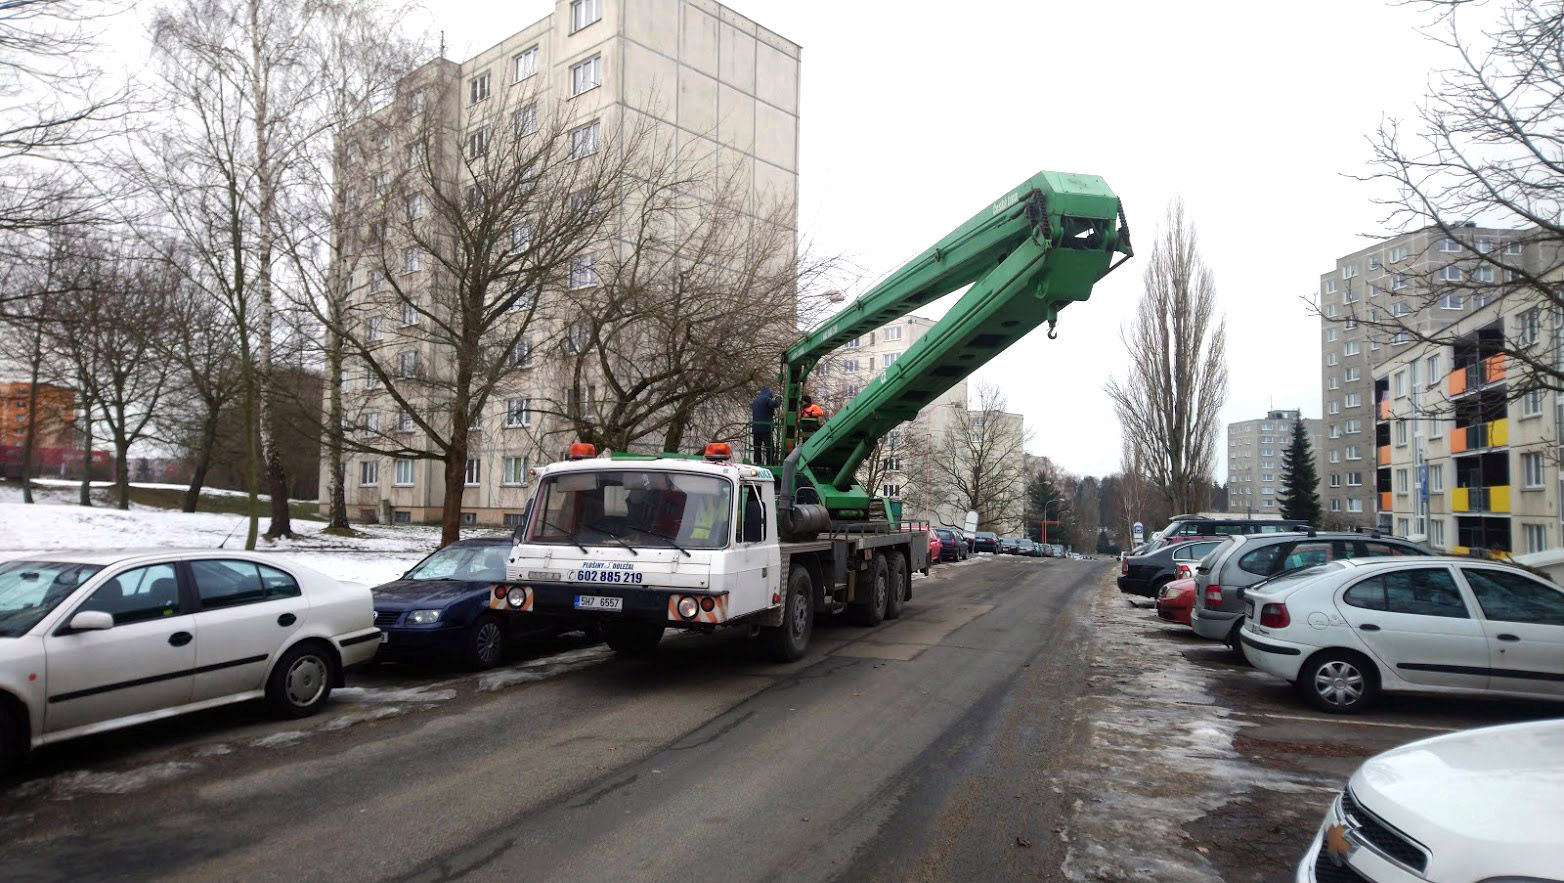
168,631 -> 193,647
1358,624 -> 1380,632
277,613 -> 297,627
1497,633 -> 1520,642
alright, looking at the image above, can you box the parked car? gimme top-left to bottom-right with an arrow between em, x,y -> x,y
0,551 -> 379,772
1190,531 -> 1427,650
1242,556 -> 1564,714
972,531 -> 999,554
997,537 -> 1020,554
1117,539 -> 1228,598
926,532 -> 942,572
1016,538 -> 1036,556
1155,578 -> 1197,625
1298,718 -> 1564,880
932,528 -> 967,562
373,537 -> 574,670
1152,515 -> 1312,543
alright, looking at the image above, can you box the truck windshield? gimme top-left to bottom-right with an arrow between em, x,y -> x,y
527,470 -> 734,551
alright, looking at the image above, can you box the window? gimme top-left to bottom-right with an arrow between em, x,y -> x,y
186,560 -> 300,608
364,411 -> 381,433
503,513 -> 525,528
1331,498 -> 1342,511
397,350 -> 417,378
1346,445 -> 1362,460
1329,401 -> 1341,415
397,409 -> 414,432
1396,468 -> 1408,493
1394,420 -> 1407,446
569,254 -> 598,289
77,563 -> 181,625
1440,265 -> 1462,282
1389,244 -> 1408,262
1440,293 -> 1463,310
1430,520 -> 1445,546
1346,471 -> 1363,486
1425,355 -> 1441,383
1325,279 -> 1338,294
1330,424 -> 1342,439
509,338 -> 533,368
1344,283 -> 1359,304
882,484 -> 901,497
1391,331 -> 1409,345
1347,498 -> 1363,512
1326,303 -> 1339,318
1525,524 -> 1547,554
1345,367 -> 1360,382
1345,316 -> 1358,330
1463,568 -> 1564,625
405,193 -> 425,220
513,46 -> 538,81
366,316 -> 383,341
1346,419 -> 1362,434
502,456 -> 529,485
1429,464 -> 1443,492
1326,352 -> 1339,366
882,352 -> 901,368
1391,274 -> 1406,291
1345,392 -> 1362,408
1474,265 -> 1495,283
1343,569 -> 1467,618
401,299 -> 419,326
392,510 -> 411,524
570,120 -> 600,159
407,142 -> 425,170
464,458 -> 480,486
514,103 -> 538,137
510,223 -> 533,254
1342,262 -> 1359,279
360,459 -> 379,486
1330,474 -> 1341,488
1344,340 -> 1361,356
1523,452 -> 1545,488
570,0 -> 602,32
1391,301 -> 1409,317
401,247 -> 421,274
1328,376 -> 1340,390
570,55 -> 602,96
505,397 -> 532,427
1439,237 -> 1461,253
394,458 -> 414,486
466,126 -> 490,159
464,183 -> 484,211
884,326 -> 903,342
1368,254 -> 1381,269
469,71 -> 491,105
1519,308 -> 1542,346
1471,292 -> 1493,309
1327,328 -> 1338,342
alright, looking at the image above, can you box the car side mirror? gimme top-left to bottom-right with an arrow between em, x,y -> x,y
68,611 -> 114,632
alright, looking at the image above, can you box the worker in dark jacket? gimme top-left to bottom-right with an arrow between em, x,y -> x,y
751,387 -> 780,463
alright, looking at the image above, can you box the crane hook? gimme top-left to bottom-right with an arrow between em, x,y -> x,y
1047,320 -> 1058,340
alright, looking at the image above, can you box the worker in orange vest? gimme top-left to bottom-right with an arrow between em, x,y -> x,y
801,395 -> 825,421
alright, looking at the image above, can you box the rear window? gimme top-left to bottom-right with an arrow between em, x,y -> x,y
1258,561 -> 1346,591
1343,568 -> 1467,618
1238,545 -> 1284,576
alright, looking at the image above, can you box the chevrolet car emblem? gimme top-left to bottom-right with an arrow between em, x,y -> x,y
1324,823 -> 1353,863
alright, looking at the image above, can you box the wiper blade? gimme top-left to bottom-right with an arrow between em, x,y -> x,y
541,518 -> 589,554
585,521 -> 639,556
635,526 -> 691,557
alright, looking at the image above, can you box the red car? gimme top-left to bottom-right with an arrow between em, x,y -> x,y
1155,576 -> 1197,625
925,532 -> 942,573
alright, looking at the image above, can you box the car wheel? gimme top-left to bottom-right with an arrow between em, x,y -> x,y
762,566 -> 815,662
0,703 -> 21,775
603,622 -> 664,657
464,615 -> 506,671
1298,651 -> 1379,714
1226,621 -> 1249,663
884,552 -> 908,620
848,553 -> 889,627
266,642 -> 336,719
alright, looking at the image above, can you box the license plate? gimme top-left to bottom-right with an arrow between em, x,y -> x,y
1245,600 -> 1255,620
574,595 -> 623,611
379,632 -> 389,644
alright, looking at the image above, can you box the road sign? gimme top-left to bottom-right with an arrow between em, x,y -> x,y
1132,522 -> 1144,544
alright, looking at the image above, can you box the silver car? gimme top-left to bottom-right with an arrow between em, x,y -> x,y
1190,531 -> 1426,648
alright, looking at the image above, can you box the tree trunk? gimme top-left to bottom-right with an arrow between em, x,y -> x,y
20,319 -> 43,505
325,310 -> 349,530
182,406 -> 221,513
77,393 -> 92,507
250,0 -> 291,541
441,448 -> 465,548
114,433 -> 131,510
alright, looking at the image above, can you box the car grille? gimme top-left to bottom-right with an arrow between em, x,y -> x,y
373,609 -> 402,628
1340,789 -> 1429,873
1312,850 -> 1370,883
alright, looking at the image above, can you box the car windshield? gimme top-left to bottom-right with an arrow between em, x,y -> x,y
405,544 -> 509,581
527,469 -> 733,550
0,560 -> 102,637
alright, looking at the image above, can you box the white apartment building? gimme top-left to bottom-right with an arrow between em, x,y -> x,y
329,0 -> 799,526
1226,409 -> 1323,516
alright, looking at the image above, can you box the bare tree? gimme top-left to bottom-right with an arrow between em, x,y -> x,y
927,382 -> 1028,533
1105,201 -> 1227,514
156,267 -> 244,512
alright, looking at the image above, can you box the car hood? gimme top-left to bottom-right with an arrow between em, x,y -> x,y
1350,719 -> 1564,879
371,578 -> 492,607
1162,577 -> 1196,595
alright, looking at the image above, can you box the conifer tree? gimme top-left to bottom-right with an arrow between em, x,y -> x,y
1278,419 -> 1322,525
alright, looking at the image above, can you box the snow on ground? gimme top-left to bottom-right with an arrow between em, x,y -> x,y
0,481 -> 508,586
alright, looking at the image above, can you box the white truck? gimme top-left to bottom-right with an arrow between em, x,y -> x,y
491,445 -> 924,661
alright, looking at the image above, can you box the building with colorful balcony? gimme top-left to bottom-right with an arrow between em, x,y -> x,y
1373,296 -> 1560,558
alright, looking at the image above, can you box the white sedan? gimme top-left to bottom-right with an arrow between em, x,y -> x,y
0,551 -> 380,770
1240,556 -> 1564,713
1298,718 -> 1564,882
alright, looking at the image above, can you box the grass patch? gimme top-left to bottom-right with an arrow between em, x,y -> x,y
124,485 -> 324,522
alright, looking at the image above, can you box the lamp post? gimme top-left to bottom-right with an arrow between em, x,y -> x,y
1040,498 -> 1060,546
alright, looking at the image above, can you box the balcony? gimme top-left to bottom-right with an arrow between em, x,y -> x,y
1379,491 -> 1392,511
1378,397 -> 1390,420
1451,485 -> 1511,514
1447,355 -> 1508,397
1449,418 -> 1509,454
1378,445 -> 1391,466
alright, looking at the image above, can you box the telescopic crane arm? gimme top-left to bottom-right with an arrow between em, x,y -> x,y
775,170 -> 1132,528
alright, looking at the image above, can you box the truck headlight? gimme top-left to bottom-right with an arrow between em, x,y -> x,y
506,586 -> 528,608
406,609 -> 442,625
676,596 -> 700,619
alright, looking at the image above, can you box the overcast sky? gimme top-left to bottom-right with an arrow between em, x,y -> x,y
409,2 -> 1450,477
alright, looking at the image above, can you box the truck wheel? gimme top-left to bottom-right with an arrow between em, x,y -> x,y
762,566 -> 815,662
603,622 -> 664,657
884,552 -> 908,620
848,553 -> 889,627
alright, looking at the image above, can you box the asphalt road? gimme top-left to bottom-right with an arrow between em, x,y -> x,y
0,556 -> 1100,882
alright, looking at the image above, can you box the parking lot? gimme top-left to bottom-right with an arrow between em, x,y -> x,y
1070,572 -> 1563,882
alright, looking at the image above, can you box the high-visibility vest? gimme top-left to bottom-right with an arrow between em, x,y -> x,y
802,404 -> 825,419
689,495 -> 722,541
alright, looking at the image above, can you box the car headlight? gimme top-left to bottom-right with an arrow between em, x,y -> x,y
406,609 -> 442,625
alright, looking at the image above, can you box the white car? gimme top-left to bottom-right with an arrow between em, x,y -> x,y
0,551 -> 380,770
1241,556 -> 1564,713
1298,718 -> 1564,881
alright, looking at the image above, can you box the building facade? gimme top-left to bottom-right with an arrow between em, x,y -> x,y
329,0 -> 800,525
0,381 -> 75,450
1318,224 -> 1527,524
1225,409 -> 1323,516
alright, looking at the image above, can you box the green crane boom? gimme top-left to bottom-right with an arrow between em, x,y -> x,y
774,170 -> 1132,525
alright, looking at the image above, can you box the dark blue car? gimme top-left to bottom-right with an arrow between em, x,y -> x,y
372,537 -> 567,670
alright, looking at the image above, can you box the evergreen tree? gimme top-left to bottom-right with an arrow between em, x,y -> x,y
1277,419 -> 1323,525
